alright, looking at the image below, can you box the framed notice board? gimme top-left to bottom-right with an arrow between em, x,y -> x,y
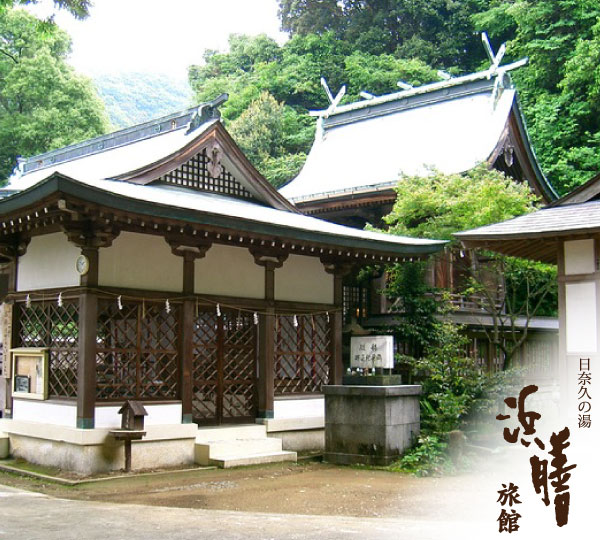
11,348 -> 48,400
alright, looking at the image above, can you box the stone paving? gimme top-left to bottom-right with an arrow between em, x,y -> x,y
0,484 -> 489,540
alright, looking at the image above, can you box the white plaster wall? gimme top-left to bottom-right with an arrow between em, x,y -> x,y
17,233 -> 80,291
99,232 -> 182,292
274,397 -> 324,419
94,403 -> 182,428
275,255 -> 333,304
12,399 -> 77,427
194,244 -> 264,298
565,282 -> 597,353
564,239 -> 595,275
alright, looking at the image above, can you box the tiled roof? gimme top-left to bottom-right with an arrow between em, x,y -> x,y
455,201 -> 600,240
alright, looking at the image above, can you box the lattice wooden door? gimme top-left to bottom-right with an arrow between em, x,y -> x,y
192,310 -> 257,424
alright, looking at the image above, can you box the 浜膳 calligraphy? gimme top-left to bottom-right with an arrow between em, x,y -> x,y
496,384 -> 577,528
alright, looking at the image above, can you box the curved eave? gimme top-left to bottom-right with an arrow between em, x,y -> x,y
510,98 -> 558,203
0,173 -> 445,259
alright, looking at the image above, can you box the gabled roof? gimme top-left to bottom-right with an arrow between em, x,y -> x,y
6,95 -> 295,212
548,171 -> 600,206
280,67 -> 557,205
0,95 -> 445,260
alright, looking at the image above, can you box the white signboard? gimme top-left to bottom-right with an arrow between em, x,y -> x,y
350,335 -> 394,369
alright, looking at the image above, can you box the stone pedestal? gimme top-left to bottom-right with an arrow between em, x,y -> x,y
342,374 -> 402,386
323,385 -> 421,466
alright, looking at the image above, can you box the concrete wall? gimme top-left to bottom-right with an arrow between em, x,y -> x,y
17,233 -> 80,291
195,244 -> 264,298
274,397 -> 324,419
99,232 -> 183,292
95,403 -> 182,428
3,420 -> 197,475
13,399 -> 77,427
13,399 -> 183,429
560,239 -> 600,430
275,255 -> 334,304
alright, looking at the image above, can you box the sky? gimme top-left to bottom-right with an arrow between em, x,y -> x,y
28,0 -> 287,81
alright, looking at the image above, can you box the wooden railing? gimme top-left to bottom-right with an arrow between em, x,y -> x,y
386,291 -> 505,314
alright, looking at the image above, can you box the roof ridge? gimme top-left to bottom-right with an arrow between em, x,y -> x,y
18,95 -> 228,176
322,59 -> 527,117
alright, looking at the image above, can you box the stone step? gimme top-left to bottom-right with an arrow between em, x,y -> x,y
195,437 -> 283,464
195,424 -> 266,443
209,450 -> 297,469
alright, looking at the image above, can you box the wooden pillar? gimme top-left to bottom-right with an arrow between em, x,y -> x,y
181,251 -> 196,424
330,273 -> 344,385
77,291 -> 97,428
71,239 -> 102,429
258,263 -> 276,418
1,236 -> 29,418
166,239 -> 211,424
251,250 -> 287,420
322,259 -> 353,386
79,247 -> 99,288
180,299 -> 194,423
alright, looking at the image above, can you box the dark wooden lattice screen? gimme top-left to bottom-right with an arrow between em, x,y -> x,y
16,301 -> 79,398
343,284 -> 368,324
193,310 -> 257,424
160,149 -> 257,201
274,314 -> 330,395
192,311 -> 218,420
96,300 -> 179,401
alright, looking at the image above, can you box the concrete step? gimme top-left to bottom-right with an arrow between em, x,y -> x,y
200,436 -> 282,457
195,424 -> 266,443
209,450 -> 297,469
195,437 -> 283,464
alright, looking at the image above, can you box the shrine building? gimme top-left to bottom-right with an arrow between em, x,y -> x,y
0,96 -> 443,473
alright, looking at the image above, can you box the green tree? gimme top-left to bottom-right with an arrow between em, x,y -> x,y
0,1 -> 90,19
0,9 -> 109,180
382,164 -> 557,366
278,0 -> 488,70
228,91 -> 308,188
473,0 -> 600,194
384,165 -> 538,241
188,32 -> 439,187
278,0 -> 343,37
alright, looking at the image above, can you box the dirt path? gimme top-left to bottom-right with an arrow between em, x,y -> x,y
0,460 -> 489,521
1,450 -> 596,538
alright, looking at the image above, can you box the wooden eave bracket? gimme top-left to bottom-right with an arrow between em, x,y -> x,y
249,247 -> 289,269
165,234 -> 212,259
0,236 -> 30,261
320,257 -> 354,277
61,220 -> 121,249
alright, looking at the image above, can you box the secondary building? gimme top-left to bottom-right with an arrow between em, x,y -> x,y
279,61 -> 559,374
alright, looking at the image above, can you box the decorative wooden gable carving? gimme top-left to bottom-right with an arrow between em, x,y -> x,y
117,122 -> 296,212
157,147 -> 258,202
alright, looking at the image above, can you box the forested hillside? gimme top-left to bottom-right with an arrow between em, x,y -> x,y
0,7 -> 109,180
93,73 -> 192,130
2,1 -> 600,194
188,0 -> 600,194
